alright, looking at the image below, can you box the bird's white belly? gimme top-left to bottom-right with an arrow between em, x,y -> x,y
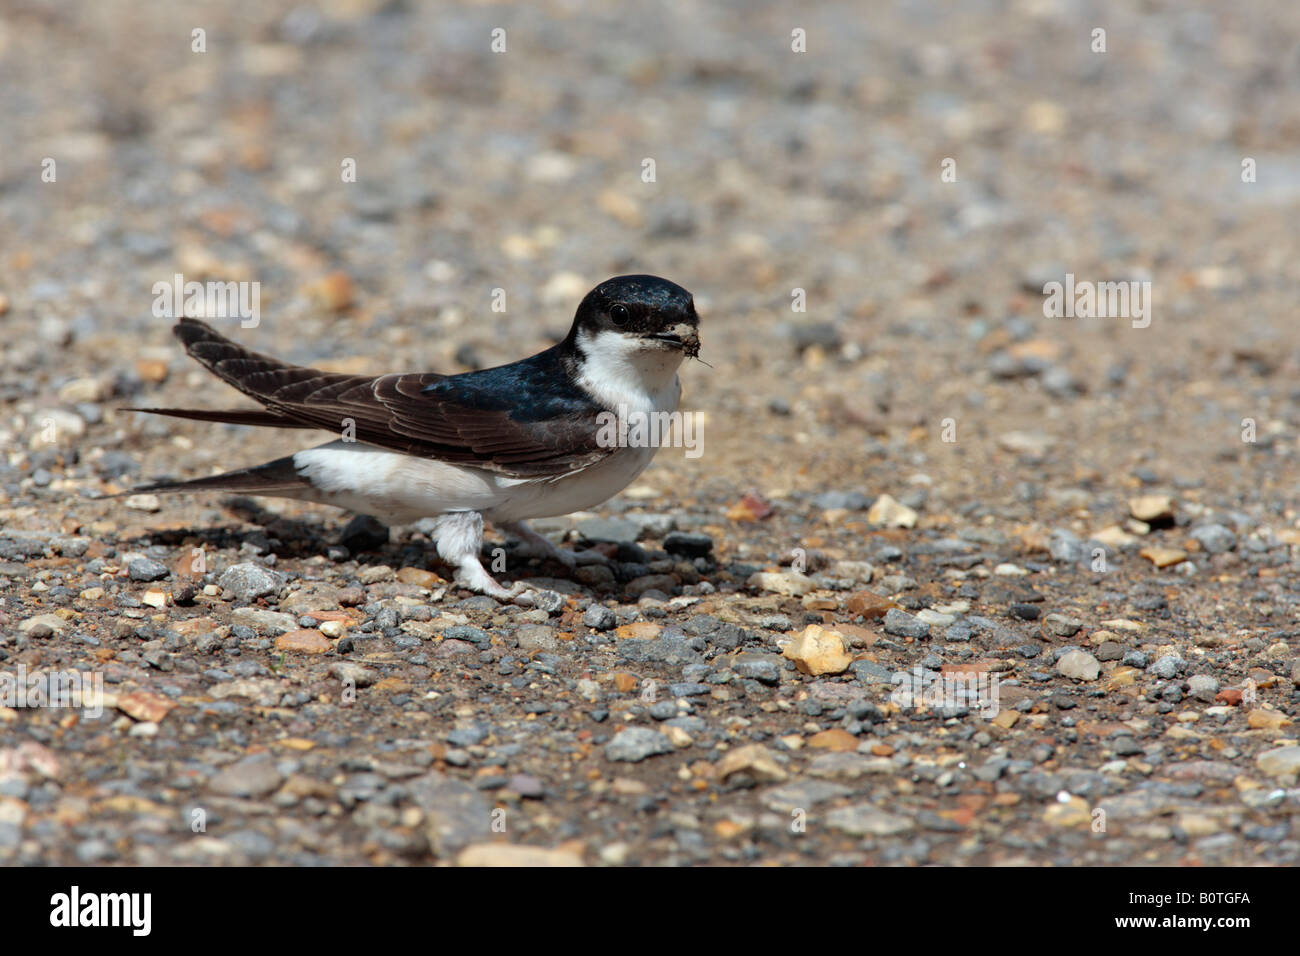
293,439 -> 660,525
292,359 -> 682,526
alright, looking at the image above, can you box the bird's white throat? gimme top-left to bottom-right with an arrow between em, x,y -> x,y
574,328 -> 683,413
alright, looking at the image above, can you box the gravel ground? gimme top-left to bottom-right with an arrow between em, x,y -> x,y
3,0 -> 1300,866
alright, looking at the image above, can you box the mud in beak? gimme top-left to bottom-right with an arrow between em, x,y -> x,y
650,322 -> 701,358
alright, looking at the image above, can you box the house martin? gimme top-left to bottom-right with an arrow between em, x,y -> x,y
125,275 -> 701,604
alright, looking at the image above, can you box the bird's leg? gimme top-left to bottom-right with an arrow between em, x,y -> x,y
434,513 -> 559,608
496,520 -> 611,569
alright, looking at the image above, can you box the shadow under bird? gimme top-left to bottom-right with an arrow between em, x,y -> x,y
125,275 -> 701,603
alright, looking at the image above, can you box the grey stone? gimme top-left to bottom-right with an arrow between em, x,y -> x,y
1191,524 -> 1237,554
731,652 -> 781,685
761,779 -> 851,812
218,563 -> 285,602
582,605 -> 616,630
1149,655 -> 1184,680
604,727 -> 674,762
883,608 -> 930,639
825,803 -> 915,836
408,770 -> 493,856
127,557 -> 169,582
208,754 -> 283,798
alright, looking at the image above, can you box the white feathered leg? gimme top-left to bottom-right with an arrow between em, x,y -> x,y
435,513 -> 561,608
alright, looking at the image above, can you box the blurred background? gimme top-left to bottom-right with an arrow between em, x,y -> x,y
2,0 -> 1300,523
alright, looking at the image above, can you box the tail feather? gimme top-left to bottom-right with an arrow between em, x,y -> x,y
120,406 -> 311,428
120,455 -> 309,496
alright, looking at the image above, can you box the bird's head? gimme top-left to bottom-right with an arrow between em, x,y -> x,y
569,275 -> 700,361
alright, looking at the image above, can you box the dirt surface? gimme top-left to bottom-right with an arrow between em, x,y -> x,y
3,0 -> 1300,866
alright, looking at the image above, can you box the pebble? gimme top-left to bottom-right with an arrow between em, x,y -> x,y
866,493 -> 918,528
782,625 -> 851,676
218,563 -> 285,602
1255,746 -> 1300,778
731,653 -> 782,685
1129,495 -> 1175,523
604,727 -> 674,762
208,755 -> 284,798
1149,655 -> 1184,679
457,843 -> 583,867
127,556 -> 169,582
663,532 -> 713,558
1041,613 -> 1083,638
275,629 -> 331,654
1056,650 -> 1101,681
1191,524 -> 1237,554
883,608 -> 929,639
747,571 -> 815,597
825,803 -> 915,836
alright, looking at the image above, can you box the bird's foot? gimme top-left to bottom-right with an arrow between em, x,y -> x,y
498,521 -> 612,570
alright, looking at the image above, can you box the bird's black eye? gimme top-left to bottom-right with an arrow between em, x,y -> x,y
609,304 -> 630,325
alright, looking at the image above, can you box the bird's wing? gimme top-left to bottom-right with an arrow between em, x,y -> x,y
128,318 -> 613,478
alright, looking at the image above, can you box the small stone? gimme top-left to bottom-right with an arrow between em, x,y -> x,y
357,564 -> 394,585
604,727 -> 674,762
731,653 -> 781,685
208,755 -> 283,798
396,567 -> 442,588
1247,710 -> 1290,731
516,624 -> 558,651
663,532 -> 713,558
127,557 -> 169,582
319,620 -> 347,638
18,613 -> 68,637
846,591 -> 898,619
456,843 -> 583,867
715,744 -> 788,783
116,690 -> 177,723
1056,650 -> 1101,681
615,622 -> 662,641
230,607 -> 298,635
1041,613 -> 1083,638
612,672 -> 639,693
276,629 -> 331,654
1140,547 -> 1187,568
883,608 -> 929,639
331,662 -> 377,688
1190,524 -> 1236,554
1255,746 -> 1300,778
866,493 -> 918,528
783,625 -> 851,676
583,605 -> 617,631
826,803 -> 915,836
746,571 -> 815,597
1129,495 -> 1175,523
1043,795 -> 1092,827
1149,655 -> 1184,680
808,729 -> 858,752
1095,641 -> 1125,662
217,563 -> 284,602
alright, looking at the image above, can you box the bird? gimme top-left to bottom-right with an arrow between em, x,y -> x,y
123,275 -> 701,604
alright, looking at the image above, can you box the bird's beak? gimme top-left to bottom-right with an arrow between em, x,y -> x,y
651,323 -> 701,358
